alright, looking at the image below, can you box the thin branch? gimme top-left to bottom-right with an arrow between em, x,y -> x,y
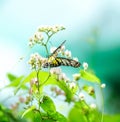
36,69 -> 40,92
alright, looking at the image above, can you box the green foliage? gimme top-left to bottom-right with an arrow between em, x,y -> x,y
80,70 -> 101,83
7,73 -> 17,82
20,71 -> 75,102
6,76 -> 24,87
22,105 -> 36,118
40,96 -> 56,114
103,114 -> 120,122
68,101 -> 101,122
0,104 -> 26,122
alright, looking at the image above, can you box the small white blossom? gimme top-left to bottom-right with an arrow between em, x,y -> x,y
38,26 -> 46,32
72,73 -> 81,81
34,32 -> 43,43
58,73 -> 66,81
38,25 -> 65,33
90,103 -> 96,109
50,47 -> 57,53
58,73 -> 69,82
101,83 -> 106,88
61,45 -> 65,51
50,67 -> 61,75
65,50 -> 72,58
73,57 -> 79,62
69,82 -> 76,89
83,62 -> 88,70
79,93 -> 84,100
30,78 -> 37,86
28,38 -> 34,47
65,77 -> 70,83
28,53 -> 46,69
51,26 -> 58,33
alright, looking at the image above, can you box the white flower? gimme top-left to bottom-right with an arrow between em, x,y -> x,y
29,37 -> 33,42
28,42 -> 33,47
50,67 -> 61,75
90,103 -> 96,109
38,26 -> 45,32
65,50 -> 72,58
61,45 -> 65,51
79,93 -> 84,100
59,25 -> 65,30
58,73 -> 69,82
30,78 -> 37,86
34,32 -> 43,42
72,73 -> 81,81
46,26 -> 52,31
101,83 -> 106,88
65,77 -> 70,83
73,57 -> 79,62
51,26 -> 58,33
50,47 -> 57,53
28,53 -> 46,69
38,25 -> 65,33
58,73 -> 66,81
83,62 -> 88,70
28,37 -> 34,47
69,82 -> 76,89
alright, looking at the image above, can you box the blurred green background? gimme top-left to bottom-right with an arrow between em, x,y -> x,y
0,0 -> 120,117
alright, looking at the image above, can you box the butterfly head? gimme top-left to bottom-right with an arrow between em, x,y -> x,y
42,62 -> 49,68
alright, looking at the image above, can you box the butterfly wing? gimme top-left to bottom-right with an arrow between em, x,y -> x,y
56,57 -> 81,68
43,57 -> 81,68
49,40 -> 66,58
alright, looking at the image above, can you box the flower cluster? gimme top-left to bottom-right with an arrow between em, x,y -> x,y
38,25 -> 65,33
29,25 -> 65,48
51,87 -> 65,96
29,32 -> 44,47
50,67 -> 70,82
28,53 -> 47,69
50,67 -> 80,91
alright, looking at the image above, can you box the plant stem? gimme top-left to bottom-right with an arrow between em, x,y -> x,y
36,69 -> 40,92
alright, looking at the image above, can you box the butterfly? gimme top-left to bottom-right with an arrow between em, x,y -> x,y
42,40 -> 81,68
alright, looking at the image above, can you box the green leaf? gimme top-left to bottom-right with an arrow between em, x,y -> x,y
80,70 -> 101,83
68,101 -> 101,122
22,71 -> 74,102
6,73 -> 17,82
50,111 -> 67,122
40,96 -> 56,114
103,114 -> 120,122
21,105 -> 35,118
6,76 -> 24,87
68,101 -> 87,122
